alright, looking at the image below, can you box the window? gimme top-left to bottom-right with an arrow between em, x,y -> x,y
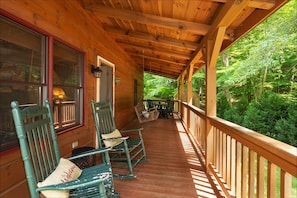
0,15 -> 46,152
0,15 -> 84,152
53,41 -> 83,131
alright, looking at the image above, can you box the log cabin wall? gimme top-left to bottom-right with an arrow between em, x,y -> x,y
0,0 -> 143,197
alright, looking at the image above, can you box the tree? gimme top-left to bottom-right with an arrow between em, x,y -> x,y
144,73 -> 177,100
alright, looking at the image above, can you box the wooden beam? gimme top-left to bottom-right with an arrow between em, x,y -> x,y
221,0 -> 287,51
104,26 -> 199,51
147,68 -> 182,76
83,3 -> 233,39
208,26 -> 226,68
119,41 -> 190,60
134,59 -> 184,73
191,50 -> 205,67
179,72 -> 186,101
207,0 -> 275,9
248,0 -> 275,9
133,58 -> 184,72
205,39 -> 217,173
130,53 -> 186,66
188,0 -> 252,66
187,64 -> 194,104
145,70 -> 178,79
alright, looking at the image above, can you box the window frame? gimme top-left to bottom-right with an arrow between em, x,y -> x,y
0,13 -> 85,153
51,39 -> 84,132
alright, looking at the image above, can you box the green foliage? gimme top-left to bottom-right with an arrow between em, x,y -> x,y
143,73 -> 177,100
274,104 -> 297,146
242,92 -> 297,146
220,96 -> 249,125
216,0 -> 297,146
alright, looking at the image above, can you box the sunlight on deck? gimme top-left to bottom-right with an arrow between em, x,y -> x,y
175,119 -> 220,198
114,117 -> 223,197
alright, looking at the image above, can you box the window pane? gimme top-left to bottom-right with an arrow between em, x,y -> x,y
53,42 -> 82,86
53,41 -> 83,130
0,16 -> 44,84
0,16 -> 45,152
0,84 -> 42,152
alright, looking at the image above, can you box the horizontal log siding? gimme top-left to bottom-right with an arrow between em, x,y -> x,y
0,0 -> 142,196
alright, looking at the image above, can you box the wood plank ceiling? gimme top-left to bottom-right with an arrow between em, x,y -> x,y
79,0 -> 287,79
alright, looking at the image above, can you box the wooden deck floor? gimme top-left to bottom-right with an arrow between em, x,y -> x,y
114,116 -> 224,198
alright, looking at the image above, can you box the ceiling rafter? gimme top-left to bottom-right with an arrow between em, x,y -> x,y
134,59 -> 184,73
118,41 -> 191,60
83,3 -> 233,40
130,53 -> 186,66
103,26 -> 199,51
209,0 -> 275,9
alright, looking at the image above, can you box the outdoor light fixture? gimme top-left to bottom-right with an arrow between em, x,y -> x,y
91,65 -> 102,78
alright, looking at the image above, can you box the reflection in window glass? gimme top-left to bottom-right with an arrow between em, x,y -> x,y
0,16 -> 45,152
53,41 -> 83,130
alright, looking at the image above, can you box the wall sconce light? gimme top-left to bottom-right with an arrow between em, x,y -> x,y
115,76 -> 121,84
91,65 -> 103,78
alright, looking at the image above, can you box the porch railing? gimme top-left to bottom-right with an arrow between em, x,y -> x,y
53,101 -> 76,129
180,102 -> 297,198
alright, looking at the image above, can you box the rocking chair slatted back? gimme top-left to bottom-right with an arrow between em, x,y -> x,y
92,101 -> 116,149
91,100 -> 147,179
12,101 -> 60,195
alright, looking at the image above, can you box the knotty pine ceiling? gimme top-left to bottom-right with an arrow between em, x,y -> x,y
79,0 -> 287,79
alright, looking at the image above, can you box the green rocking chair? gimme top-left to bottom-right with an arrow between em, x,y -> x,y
91,100 -> 147,179
11,99 -> 119,198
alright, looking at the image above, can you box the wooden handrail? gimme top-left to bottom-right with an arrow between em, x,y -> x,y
209,116 -> 297,177
180,102 -> 297,197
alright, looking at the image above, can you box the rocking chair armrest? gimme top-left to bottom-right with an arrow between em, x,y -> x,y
102,136 -> 129,141
120,128 -> 144,134
36,172 -> 110,191
67,147 -> 111,161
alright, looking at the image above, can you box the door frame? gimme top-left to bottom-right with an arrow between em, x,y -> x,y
96,55 -> 115,112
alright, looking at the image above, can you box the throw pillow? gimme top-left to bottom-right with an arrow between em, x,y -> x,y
101,129 -> 123,147
37,158 -> 82,198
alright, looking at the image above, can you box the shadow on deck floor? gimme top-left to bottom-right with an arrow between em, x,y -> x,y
114,116 -> 224,198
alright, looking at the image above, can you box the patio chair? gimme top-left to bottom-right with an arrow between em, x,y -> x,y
166,100 -> 174,117
91,100 -> 147,179
11,99 -> 119,198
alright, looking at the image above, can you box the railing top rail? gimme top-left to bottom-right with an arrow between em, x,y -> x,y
209,116 -> 297,177
181,102 -> 205,117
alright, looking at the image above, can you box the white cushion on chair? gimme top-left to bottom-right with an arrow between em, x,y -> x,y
101,129 -> 123,148
142,111 -> 150,118
37,158 -> 82,198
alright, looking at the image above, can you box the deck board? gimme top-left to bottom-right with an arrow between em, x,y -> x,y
114,117 -> 223,198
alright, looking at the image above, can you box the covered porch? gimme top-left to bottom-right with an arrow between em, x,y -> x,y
0,0 -> 296,197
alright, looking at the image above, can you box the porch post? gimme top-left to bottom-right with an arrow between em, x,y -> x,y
205,41 -> 216,171
179,72 -> 185,102
187,64 -> 194,105
205,26 -> 226,172
178,73 -> 185,114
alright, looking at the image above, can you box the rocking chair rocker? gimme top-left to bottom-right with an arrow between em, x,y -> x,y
91,100 -> 147,179
11,99 -> 119,198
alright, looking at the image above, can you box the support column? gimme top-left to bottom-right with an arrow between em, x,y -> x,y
187,64 -> 194,105
178,73 -> 185,114
179,72 -> 185,102
205,27 -> 226,172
